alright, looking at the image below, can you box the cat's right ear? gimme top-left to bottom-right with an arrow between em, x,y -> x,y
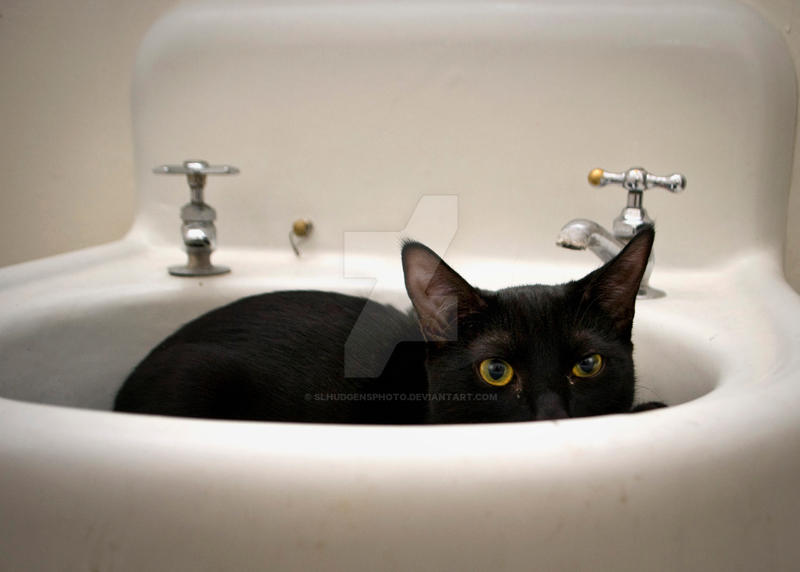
578,226 -> 655,336
402,241 -> 486,342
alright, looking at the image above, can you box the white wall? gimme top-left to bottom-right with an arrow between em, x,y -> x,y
1,0 -> 799,292
0,0 -> 176,266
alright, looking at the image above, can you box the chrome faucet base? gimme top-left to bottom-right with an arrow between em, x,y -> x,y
168,248 -> 230,277
169,265 -> 230,277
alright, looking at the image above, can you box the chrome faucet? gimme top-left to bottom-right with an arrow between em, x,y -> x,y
557,166 -> 686,297
154,160 -> 239,276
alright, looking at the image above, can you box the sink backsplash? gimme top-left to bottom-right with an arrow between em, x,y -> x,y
131,0 -> 796,268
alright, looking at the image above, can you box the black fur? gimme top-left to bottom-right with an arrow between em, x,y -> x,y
115,228 -> 663,423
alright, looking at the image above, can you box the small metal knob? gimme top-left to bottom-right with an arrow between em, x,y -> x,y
289,219 -> 313,256
292,219 -> 313,237
588,166 -> 686,240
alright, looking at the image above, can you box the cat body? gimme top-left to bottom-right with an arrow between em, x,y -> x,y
115,291 -> 428,423
115,228 -> 662,422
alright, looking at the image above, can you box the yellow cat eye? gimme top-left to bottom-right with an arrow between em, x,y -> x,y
478,358 -> 514,386
571,354 -> 604,378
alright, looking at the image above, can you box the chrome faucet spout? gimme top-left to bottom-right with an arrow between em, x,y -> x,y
557,218 -> 657,298
556,219 -> 621,263
182,221 -> 215,249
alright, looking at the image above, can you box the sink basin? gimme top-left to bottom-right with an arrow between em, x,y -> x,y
0,249 -> 720,411
2,0 -> 800,570
2,239 -> 797,571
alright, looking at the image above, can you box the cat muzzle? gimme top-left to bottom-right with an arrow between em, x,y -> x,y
534,392 -> 569,421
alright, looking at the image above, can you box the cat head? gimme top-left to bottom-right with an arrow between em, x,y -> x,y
402,228 -> 655,423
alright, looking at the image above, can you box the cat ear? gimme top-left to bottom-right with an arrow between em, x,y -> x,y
402,241 -> 486,342
579,226 -> 654,335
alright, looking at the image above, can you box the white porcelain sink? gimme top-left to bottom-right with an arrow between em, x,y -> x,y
2,238 -> 797,570
2,1 -> 800,570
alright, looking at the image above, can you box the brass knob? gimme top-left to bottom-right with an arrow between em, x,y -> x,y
289,219 -> 313,256
588,168 -> 605,186
292,219 -> 313,237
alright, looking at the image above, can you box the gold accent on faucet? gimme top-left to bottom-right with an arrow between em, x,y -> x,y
588,168 -> 605,186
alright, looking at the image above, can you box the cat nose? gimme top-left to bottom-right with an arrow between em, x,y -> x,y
534,392 -> 569,421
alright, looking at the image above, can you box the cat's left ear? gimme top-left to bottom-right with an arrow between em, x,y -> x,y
402,241 -> 486,342
578,226 -> 654,336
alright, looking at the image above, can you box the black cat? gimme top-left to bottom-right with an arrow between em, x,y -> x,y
114,227 -> 664,423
